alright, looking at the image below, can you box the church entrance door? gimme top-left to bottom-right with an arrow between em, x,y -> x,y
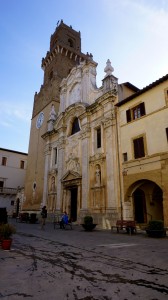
70,187 -> 77,222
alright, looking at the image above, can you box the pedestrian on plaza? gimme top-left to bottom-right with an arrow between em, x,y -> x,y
41,206 -> 47,230
60,211 -> 68,229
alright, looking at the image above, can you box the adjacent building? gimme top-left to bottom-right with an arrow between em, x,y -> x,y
117,74 -> 168,227
0,148 -> 27,215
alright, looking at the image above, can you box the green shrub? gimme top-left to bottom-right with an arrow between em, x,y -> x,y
0,223 -> 16,239
84,216 -> 93,225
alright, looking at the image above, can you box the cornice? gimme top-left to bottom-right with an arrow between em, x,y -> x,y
41,43 -> 94,70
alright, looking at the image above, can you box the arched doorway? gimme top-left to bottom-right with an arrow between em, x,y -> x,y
133,189 -> 147,223
61,170 -> 82,222
126,180 -> 163,224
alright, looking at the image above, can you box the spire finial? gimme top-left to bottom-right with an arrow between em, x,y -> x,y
104,59 -> 114,77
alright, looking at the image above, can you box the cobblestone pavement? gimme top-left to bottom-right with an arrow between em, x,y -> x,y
0,220 -> 168,300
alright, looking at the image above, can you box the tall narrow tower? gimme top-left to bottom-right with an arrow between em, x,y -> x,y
23,21 -> 91,210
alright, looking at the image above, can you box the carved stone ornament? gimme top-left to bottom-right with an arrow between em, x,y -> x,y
104,59 -> 114,77
49,104 -> 57,121
66,158 -> 80,173
89,153 -> 105,163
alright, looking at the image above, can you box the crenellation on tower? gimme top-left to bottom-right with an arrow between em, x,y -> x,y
50,20 -> 81,53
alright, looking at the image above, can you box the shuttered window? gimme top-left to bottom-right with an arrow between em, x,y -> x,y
20,160 -> 25,169
133,137 -> 145,159
126,109 -> 131,122
2,157 -> 7,166
140,102 -> 146,116
126,102 -> 146,122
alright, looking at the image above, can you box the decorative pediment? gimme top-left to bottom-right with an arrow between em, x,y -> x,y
89,153 -> 106,164
61,170 -> 81,183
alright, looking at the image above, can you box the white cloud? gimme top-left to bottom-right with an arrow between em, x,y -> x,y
0,101 -> 31,125
101,0 -> 168,87
0,120 -> 12,127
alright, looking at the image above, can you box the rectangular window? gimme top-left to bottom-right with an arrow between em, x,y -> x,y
97,127 -> 101,148
123,152 -> 128,162
166,128 -> 168,141
133,137 -> 145,159
2,157 -> 7,166
133,106 -> 141,119
164,88 -> 168,105
20,160 -> 25,169
0,181 -> 4,188
54,148 -> 57,164
126,102 -> 146,123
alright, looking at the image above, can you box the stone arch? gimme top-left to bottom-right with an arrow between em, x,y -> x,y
124,179 -> 163,223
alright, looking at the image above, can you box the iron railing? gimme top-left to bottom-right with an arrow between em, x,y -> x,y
0,187 -> 18,195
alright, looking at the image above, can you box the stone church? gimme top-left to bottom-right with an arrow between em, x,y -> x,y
21,20 -> 168,228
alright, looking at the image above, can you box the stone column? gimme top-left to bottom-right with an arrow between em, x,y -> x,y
57,137 -> 65,211
81,126 -> 91,210
77,184 -> 81,211
103,118 -> 119,209
42,144 -> 51,207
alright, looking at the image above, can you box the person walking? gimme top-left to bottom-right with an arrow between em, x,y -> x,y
41,206 -> 47,230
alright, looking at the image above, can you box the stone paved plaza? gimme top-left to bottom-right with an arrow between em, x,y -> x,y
0,220 -> 168,300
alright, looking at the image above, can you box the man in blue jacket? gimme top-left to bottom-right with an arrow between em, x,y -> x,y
60,211 -> 69,229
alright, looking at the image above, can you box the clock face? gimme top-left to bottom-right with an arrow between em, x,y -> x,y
36,112 -> 44,129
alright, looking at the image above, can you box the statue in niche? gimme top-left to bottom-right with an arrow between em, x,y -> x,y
49,104 -> 57,121
50,176 -> 56,193
95,165 -> 101,187
49,176 -> 56,211
32,181 -> 37,203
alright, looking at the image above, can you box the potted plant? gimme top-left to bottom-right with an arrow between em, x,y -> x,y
146,220 -> 166,238
0,223 -> 16,250
81,216 -> 97,231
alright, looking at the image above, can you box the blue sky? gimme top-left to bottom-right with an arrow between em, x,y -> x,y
0,0 -> 168,153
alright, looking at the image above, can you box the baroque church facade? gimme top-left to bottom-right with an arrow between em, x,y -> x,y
21,21 -> 168,228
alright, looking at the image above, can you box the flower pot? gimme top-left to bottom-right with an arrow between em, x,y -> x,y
81,224 -> 97,231
1,239 -> 12,250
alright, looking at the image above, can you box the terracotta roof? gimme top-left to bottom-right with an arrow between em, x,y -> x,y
121,82 -> 140,93
117,73 -> 168,107
0,148 -> 28,155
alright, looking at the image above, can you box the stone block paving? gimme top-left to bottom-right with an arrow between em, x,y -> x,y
0,220 -> 168,300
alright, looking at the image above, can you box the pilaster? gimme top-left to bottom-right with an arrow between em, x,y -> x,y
81,126 -> 91,209
42,143 -> 51,207
57,137 -> 66,210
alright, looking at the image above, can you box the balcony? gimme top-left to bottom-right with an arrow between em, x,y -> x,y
0,187 -> 18,196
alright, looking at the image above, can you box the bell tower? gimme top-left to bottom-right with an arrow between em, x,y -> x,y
23,20 -> 92,210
